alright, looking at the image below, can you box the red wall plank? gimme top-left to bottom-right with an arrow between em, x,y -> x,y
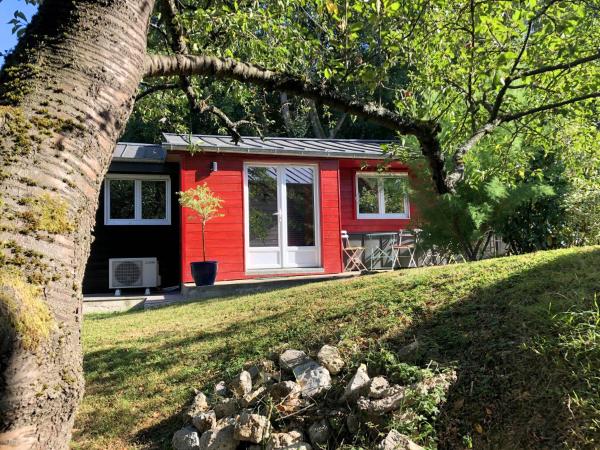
339,163 -> 414,233
179,153 -> 343,283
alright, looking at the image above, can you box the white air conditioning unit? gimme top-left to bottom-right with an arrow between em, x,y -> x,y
109,257 -> 159,290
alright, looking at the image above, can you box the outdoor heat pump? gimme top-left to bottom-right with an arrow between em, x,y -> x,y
109,257 -> 159,295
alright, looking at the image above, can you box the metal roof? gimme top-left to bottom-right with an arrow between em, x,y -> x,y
161,133 -> 396,159
112,143 -> 166,163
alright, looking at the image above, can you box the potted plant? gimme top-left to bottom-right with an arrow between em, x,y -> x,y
178,183 -> 224,286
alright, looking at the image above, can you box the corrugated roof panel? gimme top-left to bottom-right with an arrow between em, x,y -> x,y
112,143 -> 166,163
161,133 -> 397,159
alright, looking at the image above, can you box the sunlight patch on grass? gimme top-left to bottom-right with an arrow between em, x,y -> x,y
74,246 -> 600,449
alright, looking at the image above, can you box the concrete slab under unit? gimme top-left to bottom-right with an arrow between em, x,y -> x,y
82,294 -> 147,314
182,272 -> 359,300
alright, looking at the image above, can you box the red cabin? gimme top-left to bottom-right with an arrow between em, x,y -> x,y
83,135 -> 414,294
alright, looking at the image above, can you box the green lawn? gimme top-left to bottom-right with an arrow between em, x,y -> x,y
73,247 -> 600,449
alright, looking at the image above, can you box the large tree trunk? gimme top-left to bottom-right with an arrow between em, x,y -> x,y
0,0 -> 155,448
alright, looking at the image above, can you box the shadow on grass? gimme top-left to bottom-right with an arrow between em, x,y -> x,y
81,248 -> 600,449
386,248 -> 600,449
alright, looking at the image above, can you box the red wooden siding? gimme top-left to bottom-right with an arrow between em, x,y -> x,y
339,160 -> 414,233
179,152 -> 342,283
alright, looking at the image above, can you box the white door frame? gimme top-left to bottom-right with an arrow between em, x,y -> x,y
243,162 -> 321,271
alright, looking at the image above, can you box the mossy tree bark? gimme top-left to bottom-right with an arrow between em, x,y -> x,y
0,1 -> 155,448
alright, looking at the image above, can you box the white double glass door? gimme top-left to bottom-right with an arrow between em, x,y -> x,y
244,164 -> 320,270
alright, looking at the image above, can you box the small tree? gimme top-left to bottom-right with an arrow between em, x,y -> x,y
178,183 -> 224,261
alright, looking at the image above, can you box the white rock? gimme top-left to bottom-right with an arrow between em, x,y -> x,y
317,345 -> 345,375
192,410 -> 217,433
184,392 -> 210,421
230,370 -> 252,398
241,386 -> 267,408
308,419 -> 331,447
281,443 -> 313,450
270,381 -> 301,401
376,430 -> 424,450
279,349 -> 312,371
343,364 -> 370,401
369,376 -> 390,399
233,411 -> 271,443
198,418 -> 238,450
266,431 -> 309,450
293,362 -> 332,397
173,426 -> 201,450
214,381 -> 229,397
214,397 -> 238,419
356,385 -> 407,415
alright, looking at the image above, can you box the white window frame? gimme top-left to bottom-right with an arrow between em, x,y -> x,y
104,174 -> 171,225
355,172 -> 410,219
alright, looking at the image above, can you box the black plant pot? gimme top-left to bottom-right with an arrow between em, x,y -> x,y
190,261 -> 218,286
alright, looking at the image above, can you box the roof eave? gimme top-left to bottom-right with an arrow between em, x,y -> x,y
161,143 -> 390,160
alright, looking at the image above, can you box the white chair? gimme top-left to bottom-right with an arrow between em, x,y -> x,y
392,230 -> 418,269
341,231 -> 367,272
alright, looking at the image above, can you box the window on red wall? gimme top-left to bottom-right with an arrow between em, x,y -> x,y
356,173 -> 409,219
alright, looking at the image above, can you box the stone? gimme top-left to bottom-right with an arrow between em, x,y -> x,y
266,431 -> 310,450
293,362 -> 332,398
375,430 -> 424,450
184,392 -> 210,422
214,397 -> 238,419
307,419 -> 331,447
270,381 -> 301,402
343,364 -> 370,402
397,340 -> 420,360
214,381 -> 229,397
369,376 -> 390,399
241,386 -> 267,408
192,410 -> 217,433
346,413 -> 359,434
279,349 -> 313,371
233,411 -> 271,443
413,371 -> 456,397
172,426 -> 201,450
246,360 -> 277,384
230,370 -> 252,397
198,418 -> 238,450
356,385 -> 407,415
280,443 -> 312,450
317,345 -> 345,375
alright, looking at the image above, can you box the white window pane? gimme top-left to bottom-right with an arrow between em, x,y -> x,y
383,177 -> 407,214
141,180 -> 167,219
109,179 -> 135,219
358,176 -> 379,214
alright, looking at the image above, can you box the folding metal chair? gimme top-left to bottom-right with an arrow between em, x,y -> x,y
392,230 -> 418,269
341,231 -> 368,272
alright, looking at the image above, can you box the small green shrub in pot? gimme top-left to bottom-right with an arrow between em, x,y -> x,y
178,183 -> 224,285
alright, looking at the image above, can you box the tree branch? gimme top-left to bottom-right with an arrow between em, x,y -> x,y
143,54 -> 432,136
500,91 -> 600,122
135,82 -> 180,101
489,0 -> 560,120
445,120 -> 500,192
160,0 -> 254,143
514,50 -> 600,81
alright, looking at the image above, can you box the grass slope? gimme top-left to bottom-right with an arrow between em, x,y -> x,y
74,247 -> 600,449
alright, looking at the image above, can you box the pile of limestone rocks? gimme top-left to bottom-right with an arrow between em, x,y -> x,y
172,345 -> 455,450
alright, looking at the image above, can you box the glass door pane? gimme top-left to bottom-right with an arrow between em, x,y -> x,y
285,167 -> 315,247
247,166 -> 279,247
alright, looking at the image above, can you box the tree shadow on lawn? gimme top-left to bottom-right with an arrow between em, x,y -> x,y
386,248 -> 600,450
80,248 -> 600,449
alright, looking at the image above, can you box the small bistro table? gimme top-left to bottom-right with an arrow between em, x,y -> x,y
364,232 -> 400,270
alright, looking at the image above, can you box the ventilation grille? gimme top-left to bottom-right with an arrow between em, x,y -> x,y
109,258 -> 159,289
113,261 -> 143,287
